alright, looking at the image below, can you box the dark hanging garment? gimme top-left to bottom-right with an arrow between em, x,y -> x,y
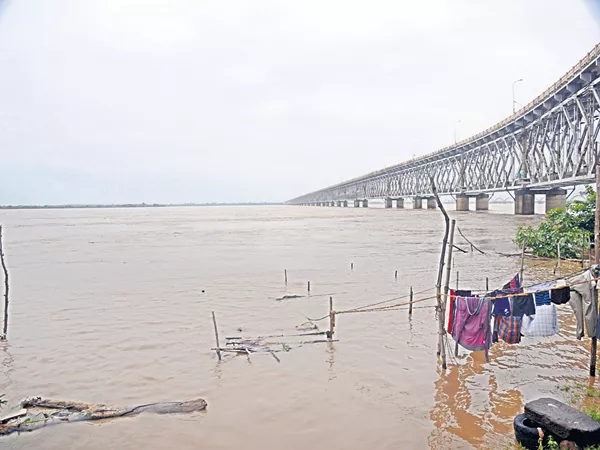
550,286 -> 571,305
492,296 -> 511,316
512,293 -> 535,317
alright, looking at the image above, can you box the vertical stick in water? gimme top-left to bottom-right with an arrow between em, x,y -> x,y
212,311 -> 221,361
456,271 -> 459,290
485,277 -> 489,292
0,226 -> 8,339
409,286 -> 413,317
351,262 -> 354,271
284,269 -> 288,286
307,281 -> 311,292
329,296 -> 334,340
395,270 -> 398,280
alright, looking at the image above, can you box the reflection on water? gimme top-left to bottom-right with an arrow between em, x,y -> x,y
0,204 -> 594,449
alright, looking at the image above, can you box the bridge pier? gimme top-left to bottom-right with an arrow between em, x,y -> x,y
456,194 -> 469,211
336,201 -> 342,207
413,197 -> 422,209
354,200 -> 360,208
362,199 -> 369,208
545,188 -> 567,212
515,190 -> 535,215
343,200 -> 348,207
426,197 -> 436,209
385,198 -> 393,208
396,198 -> 404,209
475,194 -> 489,211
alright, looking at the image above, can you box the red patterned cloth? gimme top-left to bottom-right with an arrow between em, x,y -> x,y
496,315 -> 523,344
447,289 -> 456,334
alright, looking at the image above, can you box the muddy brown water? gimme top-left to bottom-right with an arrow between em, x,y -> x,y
0,204 -> 593,449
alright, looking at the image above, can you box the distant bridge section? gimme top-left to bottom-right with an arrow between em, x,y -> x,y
287,43 -> 600,214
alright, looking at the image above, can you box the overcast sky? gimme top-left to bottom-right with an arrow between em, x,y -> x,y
0,0 -> 599,204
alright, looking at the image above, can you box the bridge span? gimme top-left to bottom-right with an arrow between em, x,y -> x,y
287,43 -> 600,215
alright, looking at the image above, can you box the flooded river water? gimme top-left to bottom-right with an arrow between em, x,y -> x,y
0,204 -> 592,449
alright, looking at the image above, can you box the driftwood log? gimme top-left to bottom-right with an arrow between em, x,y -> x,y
0,397 -> 207,436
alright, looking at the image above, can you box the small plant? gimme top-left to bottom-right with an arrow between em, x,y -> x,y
545,435 -> 559,450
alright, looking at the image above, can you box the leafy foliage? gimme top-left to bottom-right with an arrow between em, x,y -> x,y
515,186 -> 595,259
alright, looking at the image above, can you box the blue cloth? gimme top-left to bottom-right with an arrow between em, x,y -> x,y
526,282 -> 553,306
492,297 -> 511,316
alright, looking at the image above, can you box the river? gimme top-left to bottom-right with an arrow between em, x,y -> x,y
0,204 -> 592,449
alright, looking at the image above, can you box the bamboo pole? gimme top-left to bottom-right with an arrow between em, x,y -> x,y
308,281 -> 311,292
284,269 -> 287,285
212,311 -> 221,361
456,271 -> 459,290
486,277 -> 489,292
409,287 -> 413,317
328,296 -> 335,340
395,270 -> 398,281
431,178 -> 450,368
441,220 -> 456,370
0,226 -> 8,339
591,164 -> 600,377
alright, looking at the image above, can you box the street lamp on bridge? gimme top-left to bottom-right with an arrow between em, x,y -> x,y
454,119 -> 461,144
513,78 -> 524,114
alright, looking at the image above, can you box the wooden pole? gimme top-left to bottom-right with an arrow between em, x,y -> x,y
485,277 -> 489,292
520,240 -> 526,285
395,270 -> 398,280
557,242 -> 562,277
284,269 -> 287,285
351,262 -> 354,271
308,281 -> 311,292
0,226 -> 8,339
456,271 -> 459,290
328,296 -> 335,340
441,220 -> 456,367
409,286 -> 413,317
212,311 -> 221,361
431,178 -> 450,368
591,163 -> 600,377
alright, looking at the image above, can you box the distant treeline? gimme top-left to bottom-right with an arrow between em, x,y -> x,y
0,202 -> 283,210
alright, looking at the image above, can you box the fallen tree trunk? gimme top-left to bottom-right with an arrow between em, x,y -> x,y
0,397 -> 207,436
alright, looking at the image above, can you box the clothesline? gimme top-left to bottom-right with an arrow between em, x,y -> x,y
335,274 -> 600,316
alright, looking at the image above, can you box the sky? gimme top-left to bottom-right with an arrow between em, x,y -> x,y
0,0 -> 599,205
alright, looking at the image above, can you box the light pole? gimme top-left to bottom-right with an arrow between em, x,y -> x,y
512,78 -> 523,114
454,119 -> 461,144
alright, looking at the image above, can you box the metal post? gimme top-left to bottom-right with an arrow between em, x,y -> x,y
591,164 -> 600,377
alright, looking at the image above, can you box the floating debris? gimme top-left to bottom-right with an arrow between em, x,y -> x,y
276,294 -> 303,301
0,397 -> 207,437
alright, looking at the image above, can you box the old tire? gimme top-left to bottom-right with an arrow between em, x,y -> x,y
514,413 -> 546,450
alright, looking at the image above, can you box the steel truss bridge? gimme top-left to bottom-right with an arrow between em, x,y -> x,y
287,43 -> 600,214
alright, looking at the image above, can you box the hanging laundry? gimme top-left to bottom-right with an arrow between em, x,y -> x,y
567,268 -> 599,339
496,316 -> 523,344
502,274 -> 521,291
492,296 -> 511,317
521,304 -> 559,337
447,290 -> 471,335
451,297 -> 492,352
550,285 -> 571,305
512,293 -> 535,317
526,282 -> 552,306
